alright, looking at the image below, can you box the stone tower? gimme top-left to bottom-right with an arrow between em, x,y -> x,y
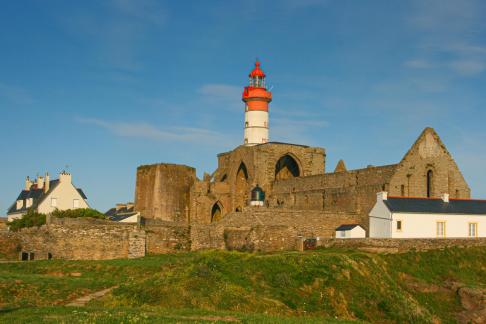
242,60 -> 272,146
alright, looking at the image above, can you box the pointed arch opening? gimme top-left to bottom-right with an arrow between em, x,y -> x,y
235,162 -> 249,211
275,154 -> 300,180
211,202 -> 223,222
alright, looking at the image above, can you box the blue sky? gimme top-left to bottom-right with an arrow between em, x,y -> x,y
1,0 -> 486,213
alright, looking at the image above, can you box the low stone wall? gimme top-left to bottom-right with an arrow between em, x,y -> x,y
317,238 -> 486,253
0,230 -> 21,260
145,223 -> 190,254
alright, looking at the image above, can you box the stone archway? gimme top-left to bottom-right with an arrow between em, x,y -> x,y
235,162 -> 249,211
211,202 -> 223,222
275,154 -> 300,180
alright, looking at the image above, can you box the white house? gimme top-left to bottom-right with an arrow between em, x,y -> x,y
7,171 -> 89,221
335,224 -> 366,238
369,192 -> 486,238
105,202 -> 140,223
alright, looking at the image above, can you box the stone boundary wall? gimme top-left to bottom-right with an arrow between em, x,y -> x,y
316,238 -> 486,253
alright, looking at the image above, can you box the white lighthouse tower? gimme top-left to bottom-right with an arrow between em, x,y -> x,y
242,60 -> 272,146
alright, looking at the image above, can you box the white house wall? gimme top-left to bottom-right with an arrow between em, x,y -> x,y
390,213 -> 486,238
369,199 -> 392,238
37,181 -> 89,214
350,226 -> 366,238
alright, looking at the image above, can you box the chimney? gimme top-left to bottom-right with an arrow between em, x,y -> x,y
126,202 -> 134,210
44,172 -> 50,193
25,176 -> 32,191
441,193 -> 450,203
116,203 -> 125,212
36,175 -> 44,190
59,171 -> 72,183
377,191 -> 388,201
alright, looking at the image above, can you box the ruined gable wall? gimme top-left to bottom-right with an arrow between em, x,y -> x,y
134,164 -> 196,221
388,129 -> 470,198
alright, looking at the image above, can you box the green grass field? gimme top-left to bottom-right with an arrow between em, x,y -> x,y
1,247 -> 485,323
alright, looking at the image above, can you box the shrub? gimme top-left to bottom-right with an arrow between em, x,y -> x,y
51,208 -> 106,219
7,209 -> 46,231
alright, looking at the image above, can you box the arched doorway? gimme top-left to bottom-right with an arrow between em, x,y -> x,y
211,202 -> 223,222
275,154 -> 300,180
235,162 -> 249,211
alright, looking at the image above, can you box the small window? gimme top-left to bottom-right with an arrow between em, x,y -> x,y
245,122 -> 249,127
436,221 -> 446,238
244,138 -> 248,144
51,198 -> 57,207
73,199 -> 80,208
468,223 -> 478,238
21,252 -> 29,261
29,252 -> 35,260
47,252 -> 53,260
396,220 -> 402,231
264,121 -> 268,127
340,231 -> 346,238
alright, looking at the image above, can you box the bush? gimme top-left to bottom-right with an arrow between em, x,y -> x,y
7,209 -> 46,231
51,208 -> 106,219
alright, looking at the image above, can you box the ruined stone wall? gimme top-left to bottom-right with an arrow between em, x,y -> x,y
144,220 -> 190,253
0,230 -> 20,260
189,207 -> 360,251
269,165 -> 397,230
317,238 -> 486,253
192,143 -> 326,223
134,164 -> 196,221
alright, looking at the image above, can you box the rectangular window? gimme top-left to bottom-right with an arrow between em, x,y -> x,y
51,198 -> 57,207
436,221 -> 446,238
469,223 -> 478,238
340,231 -> 346,238
396,220 -> 402,231
73,199 -> 80,208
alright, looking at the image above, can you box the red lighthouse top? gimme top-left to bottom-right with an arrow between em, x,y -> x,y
242,59 -> 272,108
249,60 -> 266,78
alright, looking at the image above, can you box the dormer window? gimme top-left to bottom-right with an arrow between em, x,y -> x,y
51,198 -> 57,207
16,200 -> 24,210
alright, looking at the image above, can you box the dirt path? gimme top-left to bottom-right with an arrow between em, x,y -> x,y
66,286 -> 118,307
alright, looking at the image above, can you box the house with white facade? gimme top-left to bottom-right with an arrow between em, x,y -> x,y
369,192 -> 486,238
7,171 -> 89,221
335,224 -> 366,238
105,202 -> 140,223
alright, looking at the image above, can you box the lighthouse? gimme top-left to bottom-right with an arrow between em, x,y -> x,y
242,60 -> 272,146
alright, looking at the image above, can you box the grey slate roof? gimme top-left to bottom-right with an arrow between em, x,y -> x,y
336,224 -> 361,231
384,197 -> 486,215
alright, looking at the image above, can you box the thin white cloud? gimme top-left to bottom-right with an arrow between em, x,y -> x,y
403,59 -> 435,69
0,82 -> 34,105
77,117 -> 235,146
197,84 -> 242,109
448,60 -> 486,76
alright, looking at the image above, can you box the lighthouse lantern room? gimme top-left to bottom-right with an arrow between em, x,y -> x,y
242,60 -> 272,146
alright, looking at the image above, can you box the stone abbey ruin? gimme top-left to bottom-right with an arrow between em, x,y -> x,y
1,61 -> 478,260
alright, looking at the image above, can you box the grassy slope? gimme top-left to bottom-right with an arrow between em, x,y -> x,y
0,247 -> 485,323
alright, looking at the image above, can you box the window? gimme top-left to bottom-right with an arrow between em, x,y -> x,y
401,185 -> 405,197
436,221 -> 446,238
51,198 -> 57,207
244,138 -> 248,144
245,121 -> 249,127
340,231 -> 346,238
427,170 -> 433,198
469,223 -> 478,238
73,199 -> 80,208
264,121 -> 268,127
396,220 -> 402,231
